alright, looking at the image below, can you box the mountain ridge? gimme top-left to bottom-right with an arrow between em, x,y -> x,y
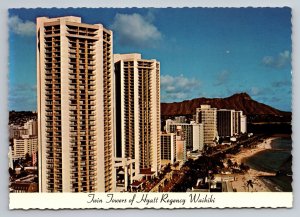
160,92 -> 291,117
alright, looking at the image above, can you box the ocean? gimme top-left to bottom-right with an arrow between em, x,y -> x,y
243,136 -> 292,192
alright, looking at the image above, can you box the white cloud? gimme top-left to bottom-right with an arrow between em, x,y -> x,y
249,86 -> 273,97
262,50 -> 291,68
271,80 -> 291,88
110,13 -> 162,47
9,84 -> 37,111
9,15 -> 35,36
214,70 -> 230,86
250,87 -> 261,96
161,74 -> 201,102
262,56 -> 274,65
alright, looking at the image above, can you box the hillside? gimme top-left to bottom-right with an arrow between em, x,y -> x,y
160,93 -> 291,118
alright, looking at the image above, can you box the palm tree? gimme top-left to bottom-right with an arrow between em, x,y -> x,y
246,179 -> 254,192
227,159 -> 233,168
233,162 -> 238,168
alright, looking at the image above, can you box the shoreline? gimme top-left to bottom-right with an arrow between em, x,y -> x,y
229,137 -> 276,192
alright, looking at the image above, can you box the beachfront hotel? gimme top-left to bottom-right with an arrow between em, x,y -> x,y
165,120 -> 204,151
217,109 -> 248,138
217,109 -> 235,137
195,105 -> 218,145
37,16 -> 115,192
240,112 -> 247,134
233,110 -> 247,134
113,54 -> 161,191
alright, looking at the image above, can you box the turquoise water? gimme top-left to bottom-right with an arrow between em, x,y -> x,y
243,137 -> 292,192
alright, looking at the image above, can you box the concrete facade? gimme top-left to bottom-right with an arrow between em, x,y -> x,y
241,114 -> 247,133
192,123 -> 204,151
13,135 -> 38,160
9,125 -> 28,139
165,120 -> 204,151
217,109 -> 235,137
174,127 -> 187,163
24,120 -> 38,136
114,53 -> 161,191
174,116 -> 187,123
195,105 -> 218,145
37,16 -> 114,192
160,133 -> 176,165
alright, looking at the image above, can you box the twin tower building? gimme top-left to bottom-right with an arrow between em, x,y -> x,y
37,16 -> 160,192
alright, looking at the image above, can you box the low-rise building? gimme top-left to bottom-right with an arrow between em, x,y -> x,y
13,135 -> 38,160
11,182 -> 38,193
165,120 -> 204,151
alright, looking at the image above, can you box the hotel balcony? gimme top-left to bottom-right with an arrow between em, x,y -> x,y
87,66 -> 95,70
89,168 -> 97,174
105,177 -> 112,184
44,45 -> 60,49
89,146 -> 97,151
89,151 -> 96,157
68,65 -> 77,69
88,80 -> 96,85
45,49 -> 60,54
89,176 -> 96,182
46,164 -> 54,169
88,75 -> 96,80
88,91 -> 95,95
69,75 -> 77,80
89,161 -> 97,166
69,85 -> 77,90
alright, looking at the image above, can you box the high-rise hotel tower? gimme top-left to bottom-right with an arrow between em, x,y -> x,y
114,54 -> 160,190
37,16 -> 115,192
195,105 -> 217,145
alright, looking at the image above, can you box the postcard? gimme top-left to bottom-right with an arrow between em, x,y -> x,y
8,7 -> 292,209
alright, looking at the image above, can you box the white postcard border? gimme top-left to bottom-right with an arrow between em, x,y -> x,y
1,0 -> 300,214
9,192 -> 292,209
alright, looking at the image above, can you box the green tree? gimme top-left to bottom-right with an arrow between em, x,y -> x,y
246,180 -> 254,192
8,167 -> 15,177
25,153 -> 31,162
227,159 -> 233,168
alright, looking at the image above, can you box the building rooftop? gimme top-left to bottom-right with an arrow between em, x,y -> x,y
140,168 -> 155,175
131,181 -> 143,188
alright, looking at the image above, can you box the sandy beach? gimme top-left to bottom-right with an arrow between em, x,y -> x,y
229,137 -> 276,192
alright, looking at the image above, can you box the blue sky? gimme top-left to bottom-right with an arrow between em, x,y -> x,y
8,8 -> 292,111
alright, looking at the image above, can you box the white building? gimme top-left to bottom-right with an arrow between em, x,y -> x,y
8,146 -> 13,169
192,123 -> 204,151
24,120 -> 38,136
240,114 -> 247,134
217,109 -> 247,138
174,116 -> 187,123
9,125 -> 28,139
195,105 -> 218,145
165,119 -> 174,133
165,119 -> 204,151
37,16 -> 115,192
113,53 -> 160,191
13,135 -> 38,160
